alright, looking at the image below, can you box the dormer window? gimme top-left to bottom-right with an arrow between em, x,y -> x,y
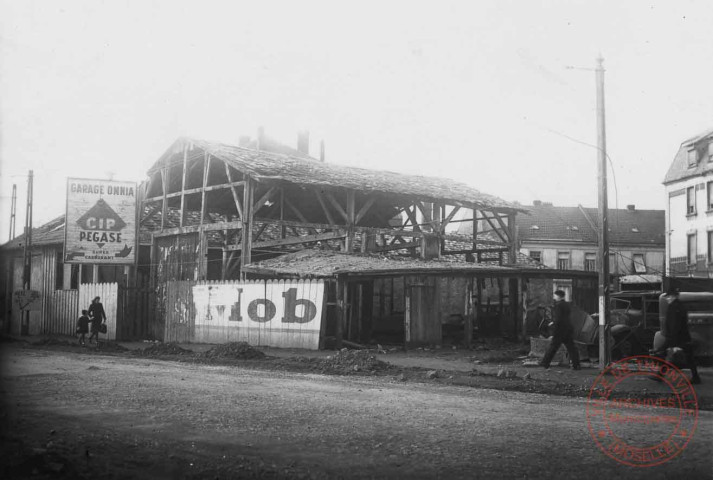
688,148 -> 698,167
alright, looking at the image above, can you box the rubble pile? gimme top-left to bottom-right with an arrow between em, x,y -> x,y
32,337 -> 76,347
317,349 -> 389,374
199,342 -> 265,360
139,342 -> 192,357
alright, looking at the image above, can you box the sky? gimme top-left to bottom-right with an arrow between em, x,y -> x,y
1,0 -> 712,241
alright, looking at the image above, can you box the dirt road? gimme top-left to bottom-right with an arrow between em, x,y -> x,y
1,345 -> 711,479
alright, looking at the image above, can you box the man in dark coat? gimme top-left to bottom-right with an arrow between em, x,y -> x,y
662,288 -> 701,384
540,290 -> 581,370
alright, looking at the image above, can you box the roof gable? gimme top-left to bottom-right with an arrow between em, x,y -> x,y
663,128 -> 713,185
148,137 -> 523,212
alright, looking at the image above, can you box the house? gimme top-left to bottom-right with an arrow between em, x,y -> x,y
663,128 -> 713,279
457,202 -> 665,308
514,202 -> 665,299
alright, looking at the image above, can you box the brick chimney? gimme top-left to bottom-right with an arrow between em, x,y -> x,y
320,140 -> 325,162
533,200 -> 542,206
627,204 -> 635,211
297,130 -> 310,155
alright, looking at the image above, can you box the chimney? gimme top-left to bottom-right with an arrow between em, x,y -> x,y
297,130 -> 310,155
256,126 -> 265,151
320,140 -> 326,162
238,135 -> 251,147
533,200 -> 542,206
627,204 -> 635,211
542,202 -> 553,207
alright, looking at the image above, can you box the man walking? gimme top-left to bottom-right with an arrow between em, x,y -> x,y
540,290 -> 581,370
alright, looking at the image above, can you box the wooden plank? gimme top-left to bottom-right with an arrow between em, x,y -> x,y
253,186 -> 277,213
225,161 -> 244,220
200,152 -> 210,225
160,168 -> 168,230
403,206 -> 421,232
225,231 -> 346,251
241,178 -> 254,272
371,240 -> 419,253
314,190 -> 336,226
144,180 -> 246,202
325,192 -> 348,222
355,196 -> 377,225
179,144 -> 188,227
442,206 -> 461,232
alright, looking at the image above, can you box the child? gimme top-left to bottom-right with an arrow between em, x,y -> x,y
77,310 -> 90,345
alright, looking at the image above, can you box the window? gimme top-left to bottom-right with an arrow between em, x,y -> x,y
708,141 -> 713,162
584,253 -> 596,272
554,284 -> 572,301
688,149 -> 698,167
688,233 -> 697,266
708,231 -> 713,264
529,251 -> 542,263
632,253 -> 646,273
557,251 -> 570,270
687,186 -> 696,215
708,181 -> 713,211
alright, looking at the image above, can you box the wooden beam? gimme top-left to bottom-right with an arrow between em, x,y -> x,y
355,196 -> 377,225
480,213 -> 508,243
144,180 -> 246,202
160,168 -> 168,230
441,206 -> 461,232
315,190 -> 337,226
153,221 -> 243,237
200,152 -> 210,225
179,145 -> 188,227
253,186 -> 277,213
252,222 -> 269,243
140,204 -> 162,226
224,162 -> 243,220
241,177 -> 254,273
371,240 -> 419,253
344,191 -> 355,252
325,192 -> 348,222
403,206 -> 421,232
226,231 -> 346,251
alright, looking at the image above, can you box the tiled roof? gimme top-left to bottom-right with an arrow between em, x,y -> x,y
148,137 -> 524,213
460,205 -> 664,246
1,215 -> 65,250
663,128 -> 713,185
242,249 -> 518,278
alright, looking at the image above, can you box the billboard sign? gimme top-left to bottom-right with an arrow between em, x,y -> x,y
64,178 -> 137,264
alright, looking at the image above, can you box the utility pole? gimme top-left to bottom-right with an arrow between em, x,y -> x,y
21,171 -> 34,335
9,184 -> 17,241
596,56 -> 611,369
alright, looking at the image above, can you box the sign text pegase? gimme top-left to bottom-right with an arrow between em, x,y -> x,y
192,280 -> 325,349
64,178 -> 137,264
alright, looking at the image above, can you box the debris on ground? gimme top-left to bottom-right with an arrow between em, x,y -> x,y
497,368 -> 517,378
32,337 -> 78,347
426,370 -> 438,379
138,342 -> 193,357
198,342 -> 266,360
306,349 -> 389,375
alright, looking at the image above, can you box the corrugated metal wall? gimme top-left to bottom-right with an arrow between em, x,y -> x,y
45,289 -> 79,336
